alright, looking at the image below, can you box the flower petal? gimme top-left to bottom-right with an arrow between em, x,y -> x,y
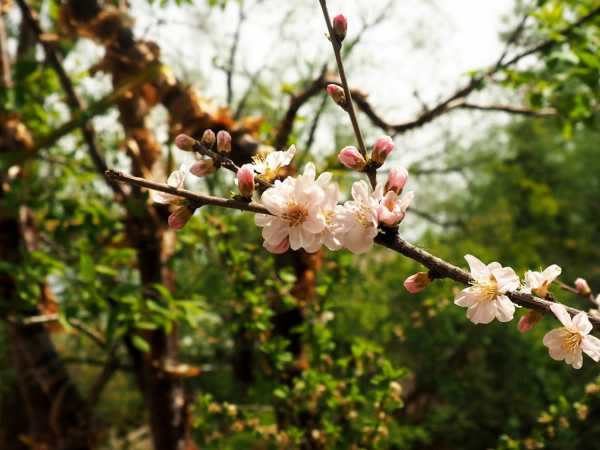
495,295 -> 515,322
550,303 -> 573,328
464,254 -> 489,279
572,312 -> 593,335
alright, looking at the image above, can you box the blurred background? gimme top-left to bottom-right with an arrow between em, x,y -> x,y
1,0 -> 600,449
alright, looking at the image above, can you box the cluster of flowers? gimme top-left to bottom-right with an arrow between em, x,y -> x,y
406,256 -> 600,369
156,129 -> 413,255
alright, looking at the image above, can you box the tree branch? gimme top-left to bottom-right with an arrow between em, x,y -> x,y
105,171 -> 600,330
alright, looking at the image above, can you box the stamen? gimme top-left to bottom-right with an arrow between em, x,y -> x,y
282,202 -> 308,227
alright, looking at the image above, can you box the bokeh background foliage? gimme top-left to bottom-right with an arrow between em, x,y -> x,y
1,0 -> 600,449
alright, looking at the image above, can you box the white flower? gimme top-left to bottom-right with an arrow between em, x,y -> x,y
454,254 -> 520,324
377,190 -> 414,227
315,171 -> 343,251
523,264 -> 562,298
255,162 -> 326,253
543,303 -> 600,369
333,180 -> 382,254
153,164 -> 188,205
252,145 -> 296,181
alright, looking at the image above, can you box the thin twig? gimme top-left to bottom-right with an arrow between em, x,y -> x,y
107,171 -> 600,330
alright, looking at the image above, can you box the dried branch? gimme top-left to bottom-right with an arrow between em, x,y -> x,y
0,9 -> 11,88
106,171 -> 600,329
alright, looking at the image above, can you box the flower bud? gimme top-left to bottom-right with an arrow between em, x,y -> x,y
338,146 -> 366,170
190,159 -> 216,177
168,206 -> 193,230
216,130 -> 232,154
237,164 -> 255,198
332,14 -> 347,42
326,84 -> 346,109
385,167 -> 408,194
371,136 -> 395,165
575,278 -> 592,296
518,310 -> 544,333
403,272 -> 431,294
175,134 -> 196,152
201,129 -> 216,148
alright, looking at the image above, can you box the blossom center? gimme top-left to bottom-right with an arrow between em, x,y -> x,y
354,203 -> 374,228
561,329 -> 582,353
474,279 -> 500,303
282,202 -> 308,227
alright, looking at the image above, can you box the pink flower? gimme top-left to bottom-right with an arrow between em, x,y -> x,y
385,167 -> 408,194
332,181 -> 382,254
377,190 -> 413,227
371,136 -> 394,165
175,134 -> 195,152
454,255 -> 519,324
255,163 -> 326,253
332,14 -> 347,41
216,130 -> 232,154
518,310 -> 544,333
338,146 -> 366,170
237,164 -> 255,198
190,159 -> 216,177
575,278 -> 592,296
523,265 -> 561,298
543,303 -> 600,369
404,272 -> 431,294
168,206 -> 193,230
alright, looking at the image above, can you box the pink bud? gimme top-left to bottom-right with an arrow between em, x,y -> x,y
216,130 -> 232,154
190,159 -> 216,177
371,136 -> 395,165
332,14 -> 347,41
237,164 -> 255,198
338,146 -> 366,170
201,129 -> 216,148
175,134 -> 196,152
518,310 -> 544,333
385,167 -> 409,194
403,272 -> 431,294
264,237 -> 290,254
326,84 -> 346,108
575,278 -> 592,296
168,206 -> 193,230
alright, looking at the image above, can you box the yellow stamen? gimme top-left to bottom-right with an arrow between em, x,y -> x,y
282,202 -> 308,227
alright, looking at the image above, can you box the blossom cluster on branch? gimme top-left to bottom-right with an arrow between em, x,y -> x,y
117,4 -> 600,375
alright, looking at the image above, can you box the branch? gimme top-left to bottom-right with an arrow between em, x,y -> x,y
106,171 -> 600,330
0,9 -> 11,88
317,1 -> 369,161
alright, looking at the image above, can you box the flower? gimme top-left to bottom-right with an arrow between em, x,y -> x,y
338,146 -> 366,170
252,145 -> 296,182
190,159 -> 216,177
153,164 -> 188,205
518,310 -> 544,333
543,303 -> 600,369
333,180 -> 382,254
377,190 -> 413,227
404,272 -> 431,294
201,129 -> 216,148
255,163 -> 326,253
237,164 -> 255,198
371,136 -> 394,165
315,171 -> 342,251
523,264 -> 561,298
385,167 -> 408,194
454,255 -> 520,324
575,278 -> 592,296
